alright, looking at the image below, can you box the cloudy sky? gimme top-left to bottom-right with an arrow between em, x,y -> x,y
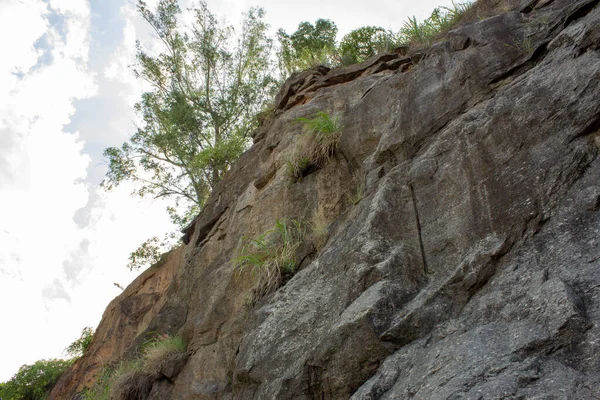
0,0 -> 456,381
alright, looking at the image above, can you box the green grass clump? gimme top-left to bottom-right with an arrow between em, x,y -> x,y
287,111 -> 342,182
296,111 -> 342,166
83,335 -> 186,400
235,219 -> 306,306
400,1 -> 473,48
508,36 -> 534,55
81,364 -> 115,400
286,155 -> 312,182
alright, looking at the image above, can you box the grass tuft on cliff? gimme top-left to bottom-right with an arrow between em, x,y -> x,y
400,1 -> 473,48
234,219 -> 306,307
83,335 -> 186,400
296,111 -> 342,166
288,111 -> 343,182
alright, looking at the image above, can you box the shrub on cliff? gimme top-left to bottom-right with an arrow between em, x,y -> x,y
277,19 -> 338,75
65,326 -> 94,358
339,26 -> 400,65
296,111 -> 342,166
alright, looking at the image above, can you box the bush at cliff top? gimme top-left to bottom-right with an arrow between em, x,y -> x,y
339,26 -> 399,65
0,358 -> 74,400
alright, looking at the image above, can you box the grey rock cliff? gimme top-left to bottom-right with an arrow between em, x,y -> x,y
50,0 -> 600,398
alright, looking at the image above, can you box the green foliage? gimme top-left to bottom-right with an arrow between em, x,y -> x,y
0,359 -> 74,400
297,111 -> 341,137
298,111 -> 342,164
339,26 -> 399,65
126,236 -> 162,271
81,365 -> 114,400
139,335 -> 186,370
286,155 -> 311,182
103,0 -> 276,270
65,327 -> 95,358
275,2 -> 474,71
277,19 -> 338,76
234,219 -> 306,306
110,334 -> 186,399
400,1 -> 473,48
83,335 -> 186,400
285,111 -> 342,183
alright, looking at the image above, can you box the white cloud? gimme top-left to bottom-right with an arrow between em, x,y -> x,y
0,0 -> 97,381
104,15 -> 142,105
0,1 -> 47,76
0,0 -> 179,382
48,0 -> 91,17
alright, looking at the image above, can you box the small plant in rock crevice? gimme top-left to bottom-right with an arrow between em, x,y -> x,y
508,35 -> 535,55
81,364 -> 114,400
286,155 -> 312,182
234,219 -> 306,307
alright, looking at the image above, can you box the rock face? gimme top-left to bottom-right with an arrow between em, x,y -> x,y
50,0 -> 600,398
49,248 -> 183,398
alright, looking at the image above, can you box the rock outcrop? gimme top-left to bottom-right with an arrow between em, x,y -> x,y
51,0 -> 600,398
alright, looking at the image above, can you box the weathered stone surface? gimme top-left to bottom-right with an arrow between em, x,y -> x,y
148,379 -> 175,400
159,353 -> 189,381
51,0 -> 600,398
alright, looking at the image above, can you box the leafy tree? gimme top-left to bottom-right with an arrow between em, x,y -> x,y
277,19 -> 338,76
0,359 -> 73,400
65,327 -> 94,358
339,26 -> 399,65
102,0 -> 276,269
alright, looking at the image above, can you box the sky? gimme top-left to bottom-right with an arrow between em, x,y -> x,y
0,0 -> 457,382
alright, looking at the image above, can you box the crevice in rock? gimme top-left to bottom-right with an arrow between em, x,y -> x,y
567,111 -> 600,144
563,0 -> 600,28
409,183 -> 428,275
193,207 -> 228,247
488,40 -> 549,86
521,0 -> 542,14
